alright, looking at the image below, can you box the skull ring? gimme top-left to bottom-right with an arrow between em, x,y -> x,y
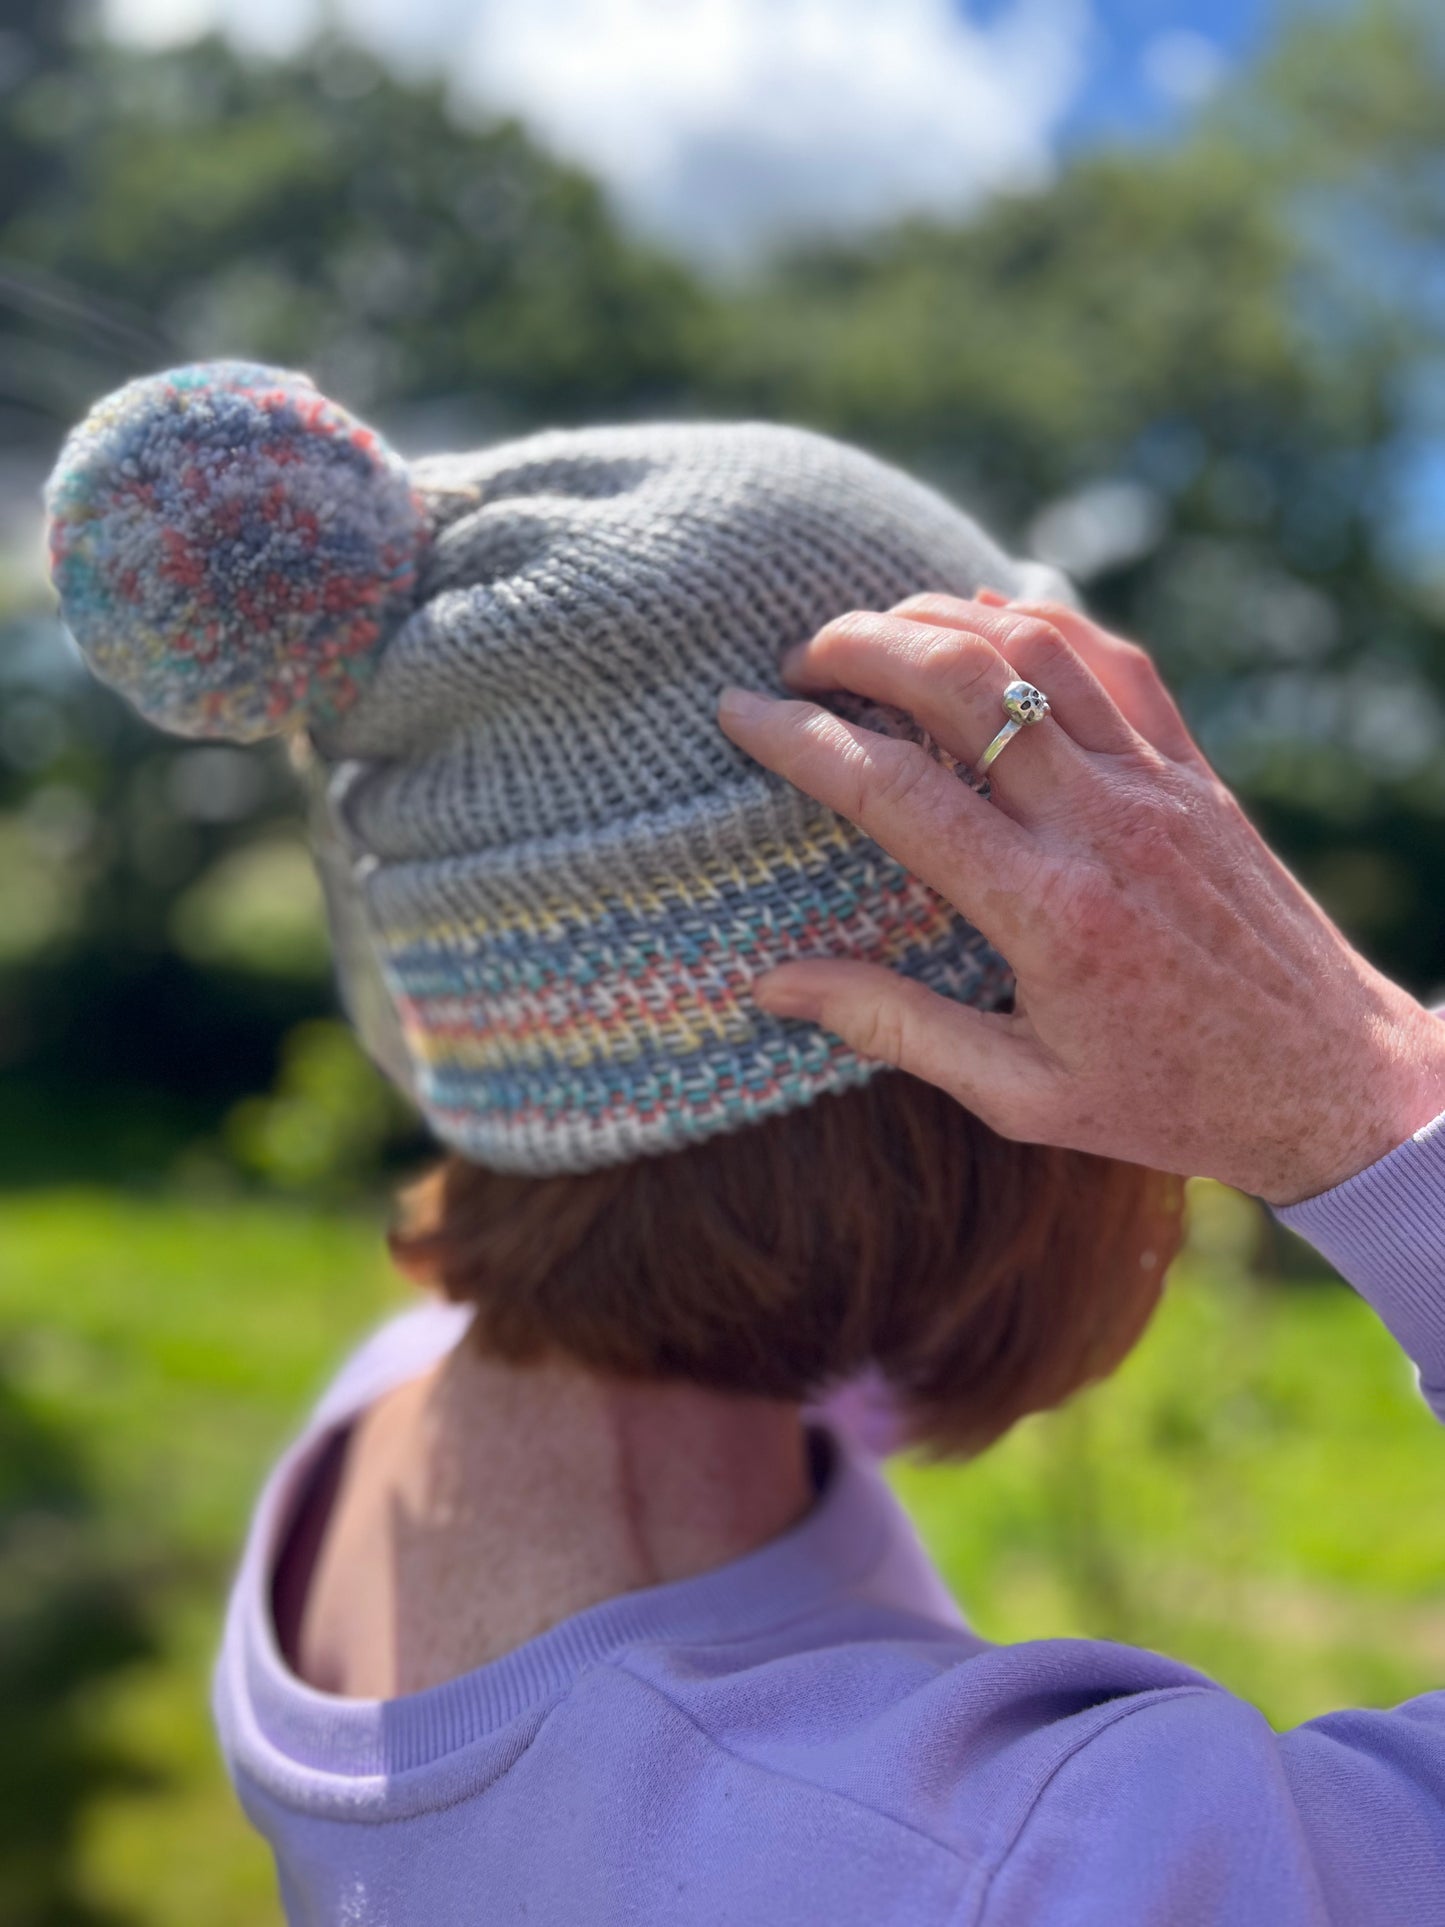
969,679 -> 1050,795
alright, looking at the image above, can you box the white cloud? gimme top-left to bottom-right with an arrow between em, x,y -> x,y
103,0 -> 216,45
104,0 -> 1093,263
460,0 -> 1092,262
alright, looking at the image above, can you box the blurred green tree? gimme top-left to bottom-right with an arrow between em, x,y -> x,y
0,15 -> 713,1181
2,17 -> 707,445
714,0 -> 1445,991
0,0 -> 1441,1190
0,1357 -> 156,1925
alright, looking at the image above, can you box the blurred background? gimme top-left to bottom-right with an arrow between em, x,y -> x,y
2,0 -> 1444,1918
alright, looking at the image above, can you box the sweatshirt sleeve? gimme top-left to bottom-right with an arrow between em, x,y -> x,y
978,1103 -> 1445,1926
976,1683 -> 1445,1927
1274,1105 -> 1445,1419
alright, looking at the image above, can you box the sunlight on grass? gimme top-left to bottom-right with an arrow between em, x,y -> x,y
0,1189 -> 403,1925
893,1251 -> 1445,1727
2,1186 -> 1443,1923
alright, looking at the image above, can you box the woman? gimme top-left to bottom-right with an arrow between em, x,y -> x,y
48,362 -> 1445,1924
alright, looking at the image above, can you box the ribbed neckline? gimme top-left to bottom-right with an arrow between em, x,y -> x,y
232,1316 -> 897,1786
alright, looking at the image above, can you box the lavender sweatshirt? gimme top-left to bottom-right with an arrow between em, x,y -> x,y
216,1109 -> 1445,1925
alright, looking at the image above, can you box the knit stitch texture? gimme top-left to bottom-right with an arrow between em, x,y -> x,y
46,363 -> 423,742
49,368 -> 1071,1171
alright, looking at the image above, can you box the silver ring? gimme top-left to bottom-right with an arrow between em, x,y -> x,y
970,680 -> 1049,796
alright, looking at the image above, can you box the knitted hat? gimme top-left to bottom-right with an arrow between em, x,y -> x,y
46,361 -> 1069,1173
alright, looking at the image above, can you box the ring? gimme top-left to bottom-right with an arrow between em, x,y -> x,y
969,680 -> 1050,797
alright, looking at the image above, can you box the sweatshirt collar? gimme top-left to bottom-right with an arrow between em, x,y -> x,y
223,1311 -> 910,1792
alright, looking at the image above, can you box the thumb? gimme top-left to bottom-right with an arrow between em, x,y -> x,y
754,960 -> 1055,1141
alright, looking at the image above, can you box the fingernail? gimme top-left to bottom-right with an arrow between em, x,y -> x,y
976,586 -> 1008,607
717,686 -> 775,728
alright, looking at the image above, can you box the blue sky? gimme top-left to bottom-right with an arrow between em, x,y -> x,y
1057,0 -> 1273,140
72,2 -> 1445,578
991,0 -> 1294,128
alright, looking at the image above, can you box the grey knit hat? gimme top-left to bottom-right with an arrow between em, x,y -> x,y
46,362 -> 1069,1172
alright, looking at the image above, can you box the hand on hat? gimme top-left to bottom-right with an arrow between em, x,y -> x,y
719,595 -> 1445,1205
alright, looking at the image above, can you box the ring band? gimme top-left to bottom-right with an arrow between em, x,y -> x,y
969,679 -> 1050,796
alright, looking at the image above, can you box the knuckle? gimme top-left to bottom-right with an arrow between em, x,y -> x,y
784,705 -> 863,795
814,608 -> 891,655
917,630 -> 997,702
1006,614 -> 1072,672
891,592 -> 962,621
774,702 -> 834,774
851,738 -> 935,819
1016,599 -> 1076,633
1116,638 -> 1160,681
850,1000 -> 909,1069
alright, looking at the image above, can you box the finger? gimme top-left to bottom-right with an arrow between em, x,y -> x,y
755,959 -> 1060,1142
1006,601 -> 1205,768
779,611 -> 1086,814
717,687 -> 1041,955
888,595 -> 1137,757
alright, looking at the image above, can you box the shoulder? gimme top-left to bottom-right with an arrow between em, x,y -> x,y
976,1676 -> 1445,1926
613,1626 -> 1218,1868
617,1632 -> 1445,1924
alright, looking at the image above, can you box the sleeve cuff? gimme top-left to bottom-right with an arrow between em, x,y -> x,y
1274,1106 -> 1445,1406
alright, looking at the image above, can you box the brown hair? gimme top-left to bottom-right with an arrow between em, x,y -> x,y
391,1072 -> 1183,1457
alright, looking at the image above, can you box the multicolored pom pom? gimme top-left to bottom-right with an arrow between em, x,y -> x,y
45,361 -> 425,742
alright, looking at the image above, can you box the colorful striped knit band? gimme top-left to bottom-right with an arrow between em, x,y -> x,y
333,775 -> 1012,1173
48,366 -> 1072,1173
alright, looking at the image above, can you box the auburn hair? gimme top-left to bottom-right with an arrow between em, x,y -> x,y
391,1071 -> 1183,1458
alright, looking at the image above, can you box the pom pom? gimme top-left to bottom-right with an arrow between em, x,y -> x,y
45,361 -> 425,742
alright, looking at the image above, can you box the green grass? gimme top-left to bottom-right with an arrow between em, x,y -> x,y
2,1184 -> 1443,1925
0,1189 -> 401,1926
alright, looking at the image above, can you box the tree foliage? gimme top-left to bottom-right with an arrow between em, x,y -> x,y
1,0 -> 1442,1188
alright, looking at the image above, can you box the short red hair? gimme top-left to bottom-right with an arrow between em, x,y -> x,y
391,1072 -> 1182,1457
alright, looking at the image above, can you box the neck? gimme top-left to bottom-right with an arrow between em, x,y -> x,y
292,1326 -> 813,1699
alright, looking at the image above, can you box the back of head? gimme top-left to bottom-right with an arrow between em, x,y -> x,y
47,363 -> 1179,1453
315,414 -> 1065,1171
392,1077 -> 1178,1457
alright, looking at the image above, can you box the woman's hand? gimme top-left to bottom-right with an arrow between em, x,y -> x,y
719,594 -> 1445,1205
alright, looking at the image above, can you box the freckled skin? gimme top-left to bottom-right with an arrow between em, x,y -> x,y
277,597 -> 1445,1713
719,596 -> 1445,1205
295,1345 -> 813,1700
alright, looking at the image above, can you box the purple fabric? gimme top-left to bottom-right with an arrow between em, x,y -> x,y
216,1107 -> 1445,1924
1275,1105 -> 1445,1421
